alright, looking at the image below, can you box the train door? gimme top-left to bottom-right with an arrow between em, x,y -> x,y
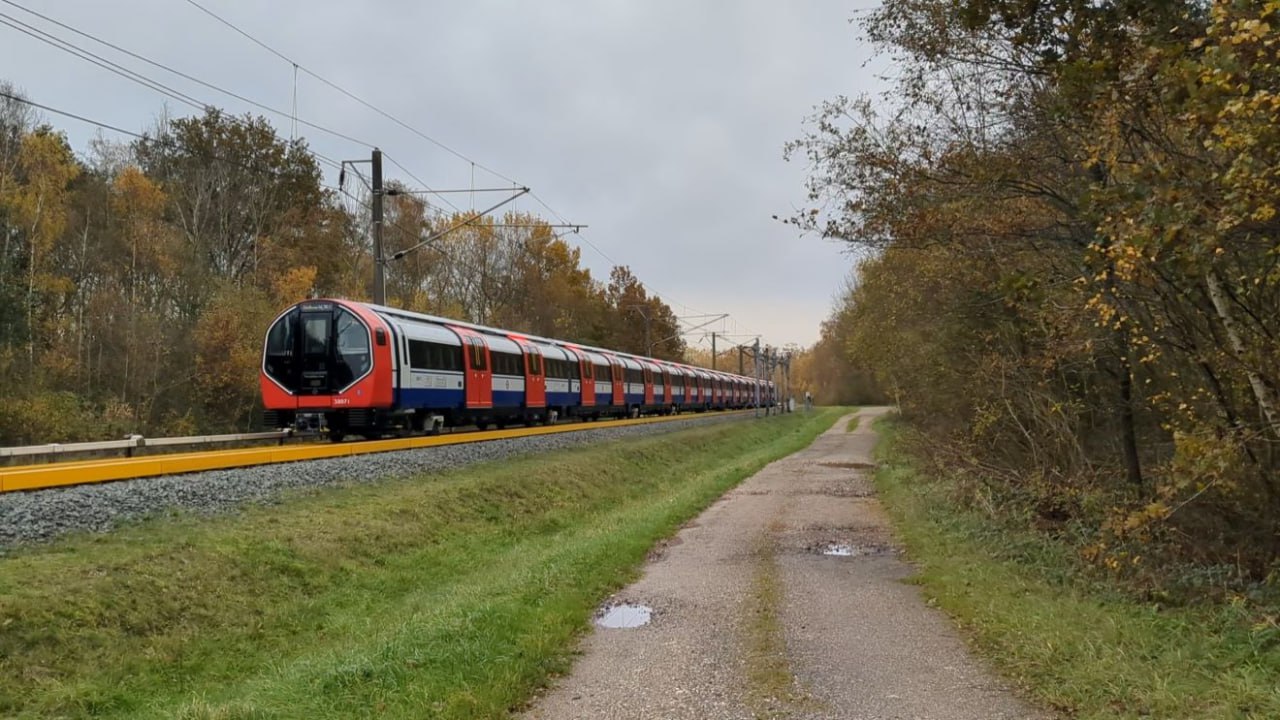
298,305 -> 336,396
643,367 -> 654,406
662,369 -> 672,405
450,326 -> 492,409
610,358 -> 624,407
569,348 -> 594,407
514,339 -> 546,408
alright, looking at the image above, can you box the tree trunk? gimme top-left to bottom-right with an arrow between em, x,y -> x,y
1205,269 -> 1280,438
1117,348 -> 1143,486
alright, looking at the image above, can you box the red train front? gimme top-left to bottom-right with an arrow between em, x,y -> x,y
260,299 -> 394,438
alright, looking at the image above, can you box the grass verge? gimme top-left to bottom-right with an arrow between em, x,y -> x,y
741,518 -> 822,719
0,409 -> 840,719
872,416 -> 1280,720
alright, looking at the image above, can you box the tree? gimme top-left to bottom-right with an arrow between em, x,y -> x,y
789,0 -> 1280,588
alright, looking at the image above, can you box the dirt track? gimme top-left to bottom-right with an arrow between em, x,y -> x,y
522,408 -> 1047,719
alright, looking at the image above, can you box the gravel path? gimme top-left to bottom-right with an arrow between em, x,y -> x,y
0,413 -> 744,551
522,408 -> 1050,720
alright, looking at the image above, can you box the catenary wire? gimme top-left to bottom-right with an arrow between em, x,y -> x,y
11,0 -> 743,340
0,0 -> 375,149
176,0 -> 725,326
182,0 -> 522,187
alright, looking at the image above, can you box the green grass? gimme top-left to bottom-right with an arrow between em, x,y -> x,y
845,415 -> 860,432
872,416 -> 1280,720
0,410 -> 840,719
740,521 -> 822,719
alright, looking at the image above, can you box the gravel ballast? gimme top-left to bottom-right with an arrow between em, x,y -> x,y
0,414 -> 748,550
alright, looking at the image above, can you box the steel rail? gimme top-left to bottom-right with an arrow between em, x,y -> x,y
0,412 -> 750,493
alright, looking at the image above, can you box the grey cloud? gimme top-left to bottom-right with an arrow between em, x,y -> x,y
0,0 -> 883,344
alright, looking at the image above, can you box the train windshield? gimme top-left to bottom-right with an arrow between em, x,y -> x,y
333,310 -> 371,386
263,304 -> 371,394
264,309 -> 299,391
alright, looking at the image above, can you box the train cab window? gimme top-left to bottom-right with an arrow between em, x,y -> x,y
264,310 -> 298,388
335,310 -> 371,379
266,312 -> 295,357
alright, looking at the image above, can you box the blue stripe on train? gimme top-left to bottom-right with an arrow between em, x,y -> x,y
396,387 -> 466,410
547,391 -> 577,406
493,389 -> 524,407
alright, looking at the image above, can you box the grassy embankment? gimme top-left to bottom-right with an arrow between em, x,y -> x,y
0,409 -> 841,719
873,416 -> 1280,719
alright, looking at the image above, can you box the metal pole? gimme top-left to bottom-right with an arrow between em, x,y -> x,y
765,346 -> 773,415
778,351 -> 788,412
371,148 -> 386,305
711,332 -> 717,370
753,338 -> 761,418
738,346 -> 744,375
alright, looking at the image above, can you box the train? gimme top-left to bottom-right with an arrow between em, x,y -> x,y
260,299 -> 776,441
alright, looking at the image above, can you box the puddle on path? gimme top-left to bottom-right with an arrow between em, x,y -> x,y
595,603 -> 653,629
810,542 -> 896,558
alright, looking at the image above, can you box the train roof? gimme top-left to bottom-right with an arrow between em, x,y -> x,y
349,300 -> 763,384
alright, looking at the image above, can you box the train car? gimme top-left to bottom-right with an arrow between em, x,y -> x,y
261,298 -> 773,440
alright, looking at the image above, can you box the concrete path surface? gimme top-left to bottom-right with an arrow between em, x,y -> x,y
522,408 -> 1048,720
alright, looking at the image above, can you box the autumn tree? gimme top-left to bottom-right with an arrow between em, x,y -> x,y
793,0 -> 1280,591
0,91 -> 681,441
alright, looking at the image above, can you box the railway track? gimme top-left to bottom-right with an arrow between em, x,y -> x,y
0,411 -> 754,493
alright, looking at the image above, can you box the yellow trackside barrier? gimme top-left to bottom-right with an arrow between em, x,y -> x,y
0,411 -> 754,493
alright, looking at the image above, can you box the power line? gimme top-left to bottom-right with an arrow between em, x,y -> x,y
0,0 -> 374,149
0,88 -> 144,139
0,2 -> 363,192
0,88 -> 330,189
174,1 -> 721,326
181,0 -> 520,186
13,0 -> 745,341
0,12 -> 207,112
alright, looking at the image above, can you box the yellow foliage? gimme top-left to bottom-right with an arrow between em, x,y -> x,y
272,266 -> 317,306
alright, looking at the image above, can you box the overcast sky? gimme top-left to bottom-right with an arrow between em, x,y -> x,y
0,0 -> 886,348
